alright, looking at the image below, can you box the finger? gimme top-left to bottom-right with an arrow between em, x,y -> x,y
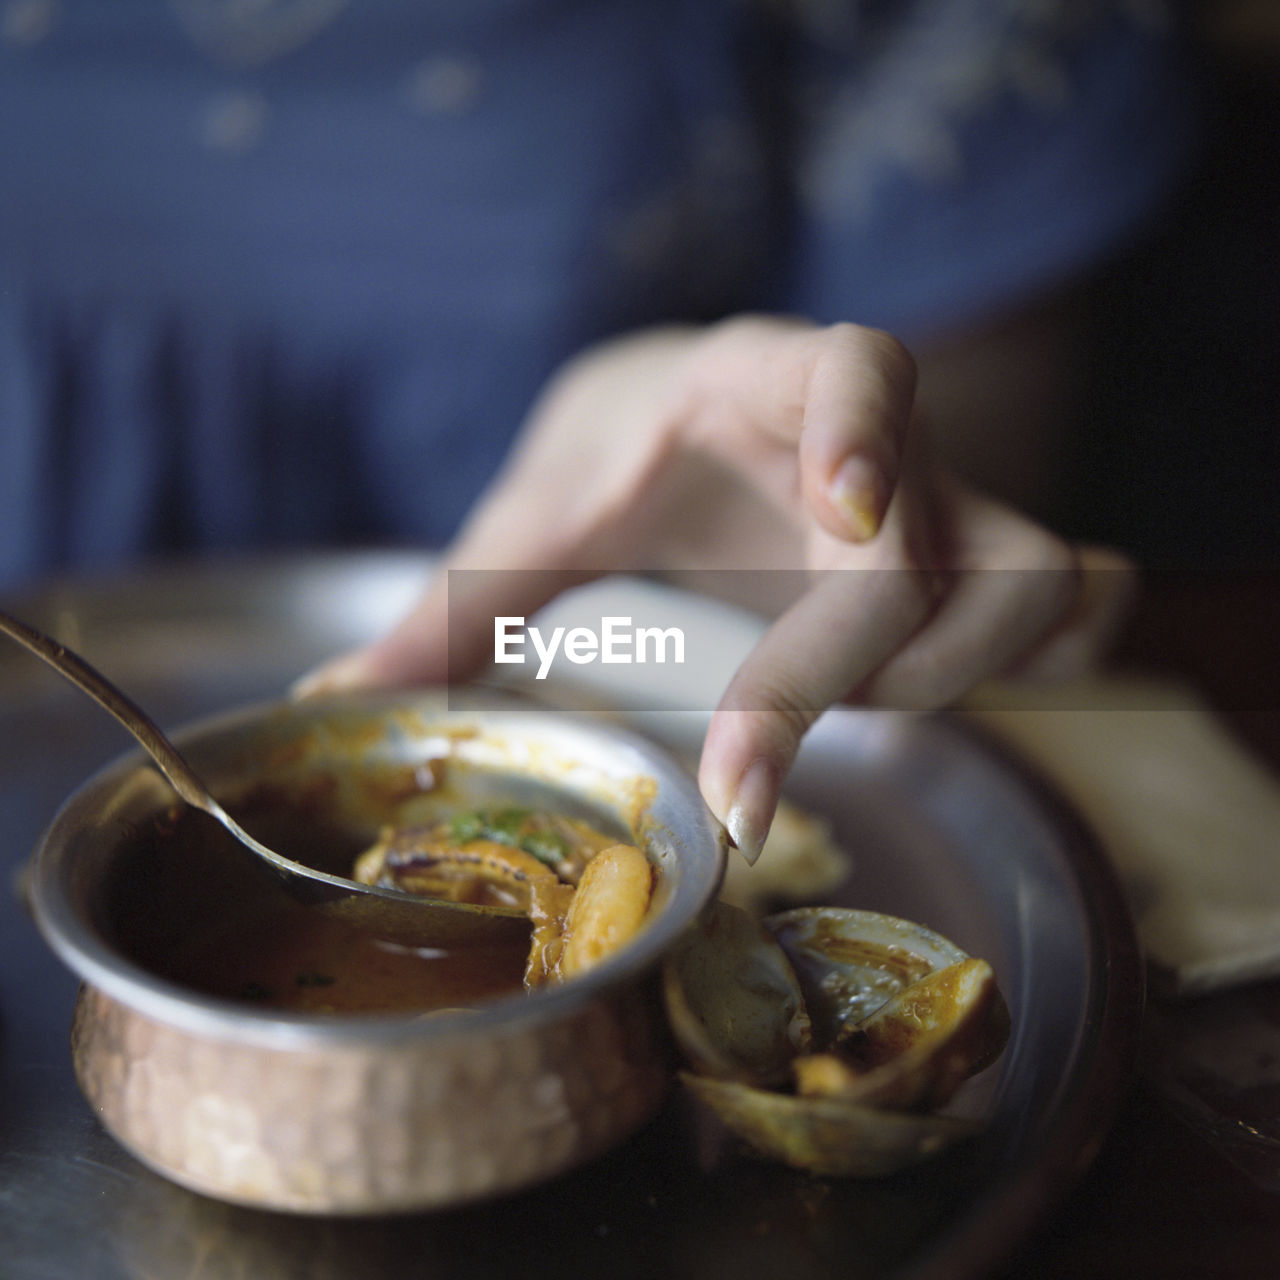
687,320 -> 917,544
698,565 -> 937,863
1006,545 -> 1138,680
292,486 -> 599,697
288,569 -> 450,697
858,497 -> 1082,708
797,326 -> 917,545
292,563 -> 596,697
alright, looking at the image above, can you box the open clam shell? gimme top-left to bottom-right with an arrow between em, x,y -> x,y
764,907 -> 971,1043
792,957 -> 1006,1111
665,905 -> 1010,1177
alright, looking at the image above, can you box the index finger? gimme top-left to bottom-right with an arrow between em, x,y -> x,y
697,562 -> 938,863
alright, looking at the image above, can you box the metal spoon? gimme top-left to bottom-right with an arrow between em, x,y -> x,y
0,608 -> 527,948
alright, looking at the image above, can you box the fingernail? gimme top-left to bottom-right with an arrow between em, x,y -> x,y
288,650 -> 375,701
724,758 -> 778,866
828,455 -> 887,542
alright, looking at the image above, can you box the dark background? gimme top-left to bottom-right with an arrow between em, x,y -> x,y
1068,0 -> 1279,569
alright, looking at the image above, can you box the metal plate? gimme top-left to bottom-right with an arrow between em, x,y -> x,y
0,553 -> 1141,1280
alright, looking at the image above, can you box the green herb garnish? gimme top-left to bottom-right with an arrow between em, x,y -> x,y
443,808 -> 568,865
489,807 -> 531,841
520,831 -> 569,865
446,811 -> 485,843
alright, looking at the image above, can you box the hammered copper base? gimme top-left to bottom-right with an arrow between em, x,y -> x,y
72,983 -> 668,1213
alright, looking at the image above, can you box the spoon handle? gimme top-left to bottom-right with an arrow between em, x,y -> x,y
0,608 -> 228,822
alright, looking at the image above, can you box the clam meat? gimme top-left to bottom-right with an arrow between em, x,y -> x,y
354,807 -> 654,986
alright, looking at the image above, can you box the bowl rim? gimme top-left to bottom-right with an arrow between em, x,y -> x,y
28,692 -> 727,1049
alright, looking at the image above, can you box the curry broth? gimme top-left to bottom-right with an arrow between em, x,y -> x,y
103,799 -> 532,1014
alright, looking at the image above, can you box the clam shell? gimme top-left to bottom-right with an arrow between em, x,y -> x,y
662,901 -> 811,1086
793,957 -> 1007,1111
680,1073 -> 981,1177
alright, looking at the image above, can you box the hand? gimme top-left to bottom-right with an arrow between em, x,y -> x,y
295,316 -> 1134,861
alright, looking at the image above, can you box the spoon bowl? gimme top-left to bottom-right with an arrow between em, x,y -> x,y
1,608 -> 673,948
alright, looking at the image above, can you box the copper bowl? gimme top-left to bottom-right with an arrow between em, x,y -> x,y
27,692 -> 726,1214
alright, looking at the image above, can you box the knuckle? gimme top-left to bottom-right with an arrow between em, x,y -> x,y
1031,529 -> 1078,576
758,675 -> 821,749
863,648 -> 958,712
847,326 -> 918,399
1024,533 -> 1081,618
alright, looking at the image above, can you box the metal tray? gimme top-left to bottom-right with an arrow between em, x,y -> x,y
0,553 -> 1141,1280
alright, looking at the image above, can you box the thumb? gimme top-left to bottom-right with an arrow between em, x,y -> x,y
291,483 -> 599,697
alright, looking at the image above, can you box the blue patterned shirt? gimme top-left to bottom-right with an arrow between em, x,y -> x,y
0,0 -> 1194,585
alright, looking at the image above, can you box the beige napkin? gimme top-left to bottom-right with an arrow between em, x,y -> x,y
965,677 -> 1280,996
